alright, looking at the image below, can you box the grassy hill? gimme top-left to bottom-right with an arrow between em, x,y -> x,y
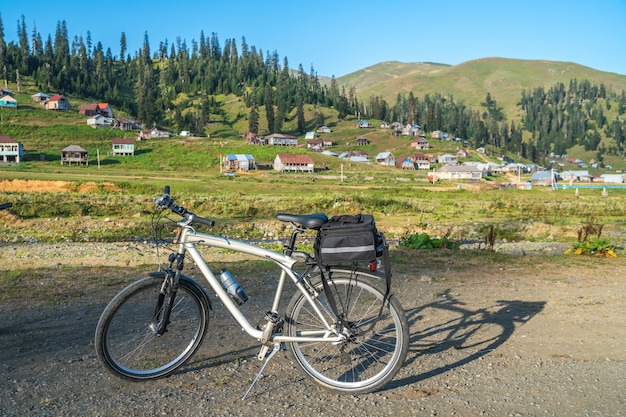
2,71 -> 626,247
3,56 -> 626,189
337,58 -> 626,120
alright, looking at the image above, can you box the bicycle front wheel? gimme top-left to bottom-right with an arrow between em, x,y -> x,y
95,275 -> 210,380
285,269 -> 409,394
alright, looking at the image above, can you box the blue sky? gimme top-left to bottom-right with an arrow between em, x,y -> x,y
2,0 -> 625,76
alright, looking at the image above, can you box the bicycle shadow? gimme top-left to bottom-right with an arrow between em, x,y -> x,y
385,294 -> 546,391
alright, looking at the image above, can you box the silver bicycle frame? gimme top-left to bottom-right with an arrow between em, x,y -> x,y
176,226 -> 343,344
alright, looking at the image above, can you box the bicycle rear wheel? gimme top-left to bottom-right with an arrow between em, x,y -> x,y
95,275 -> 210,380
285,269 -> 409,394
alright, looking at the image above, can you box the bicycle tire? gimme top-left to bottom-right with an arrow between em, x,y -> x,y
285,268 -> 409,394
95,275 -> 210,380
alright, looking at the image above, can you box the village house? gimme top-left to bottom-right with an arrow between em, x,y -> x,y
356,120 -> 372,128
87,115 -> 112,129
412,138 -> 429,150
44,95 -> 70,111
0,94 -> 17,108
61,145 -> 88,165
305,132 -> 316,140
138,128 -> 169,140
433,165 -> 483,181
273,154 -> 314,172
31,92 -> 51,104
431,130 -> 444,139
339,150 -> 370,163
356,136 -> 369,146
307,140 -> 323,151
437,153 -> 458,165
246,132 -> 266,145
402,124 -> 422,136
112,138 -> 135,156
390,122 -> 403,130
224,154 -> 256,171
560,170 -> 592,182
265,133 -> 298,146
398,156 -> 415,170
600,174 -> 625,183
456,148 -> 469,159
316,126 -> 331,133
464,161 -> 501,175
398,153 -> 431,170
80,103 -> 114,118
0,88 -> 13,97
375,152 -> 395,166
531,171 -> 558,186
0,136 -> 24,163
112,119 -> 142,131
412,152 -> 432,170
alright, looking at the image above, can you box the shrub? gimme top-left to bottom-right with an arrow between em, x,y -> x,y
564,217 -> 618,257
400,232 -> 457,250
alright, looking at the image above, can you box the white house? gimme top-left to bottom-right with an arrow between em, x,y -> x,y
112,138 -> 135,156
375,152 -> 395,166
274,154 -> 314,172
0,136 -> 24,163
87,115 -> 112,128
438,153 -> 458,165
434,165 -> 483,181
600,174 -> 625,183
265,133 -> 298,146
560,170 -> 591,182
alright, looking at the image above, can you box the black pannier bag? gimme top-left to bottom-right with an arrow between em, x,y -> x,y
314,213 -> 392,322
315,214 -> 385,264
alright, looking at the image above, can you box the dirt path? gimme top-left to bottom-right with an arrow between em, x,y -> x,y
0,248 -> 624,416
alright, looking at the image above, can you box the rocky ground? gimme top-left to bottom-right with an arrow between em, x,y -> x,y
0,242 -> 624,416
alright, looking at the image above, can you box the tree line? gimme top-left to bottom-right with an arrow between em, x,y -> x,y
0,15 -> 624,165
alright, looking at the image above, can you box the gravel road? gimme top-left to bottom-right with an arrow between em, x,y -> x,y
0,242 -> 624,416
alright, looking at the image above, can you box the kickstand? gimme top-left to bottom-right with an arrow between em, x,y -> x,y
242,343 -> 281,400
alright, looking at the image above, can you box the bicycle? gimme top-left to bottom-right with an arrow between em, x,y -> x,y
95,186 -> 409,398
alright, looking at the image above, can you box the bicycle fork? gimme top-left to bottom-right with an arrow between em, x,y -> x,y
149,253 -> 184,336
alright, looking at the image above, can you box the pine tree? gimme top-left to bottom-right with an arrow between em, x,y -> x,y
264,83 -> 275,133
120,32 -> 127,62
314,102 -> 324,128
296,92 -> 305,134
248,92 -> 259,134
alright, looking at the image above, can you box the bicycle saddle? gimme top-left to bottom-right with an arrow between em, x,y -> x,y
275,213 -> 328,230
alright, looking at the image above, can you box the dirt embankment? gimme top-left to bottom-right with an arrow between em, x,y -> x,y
0,179 -> 121,193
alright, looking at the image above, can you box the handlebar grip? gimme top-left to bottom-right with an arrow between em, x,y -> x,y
0,202 -> 12,210
193,216 -> 215,227
164,185 -> 170,196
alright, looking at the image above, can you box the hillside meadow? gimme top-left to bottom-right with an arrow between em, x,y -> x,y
1,70 -> 625,251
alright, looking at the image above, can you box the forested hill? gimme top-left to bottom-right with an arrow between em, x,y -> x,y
1,16 -> 625,166
336,58 -> 626,120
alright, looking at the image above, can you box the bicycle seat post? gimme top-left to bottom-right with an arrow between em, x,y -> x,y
283,225 -> 304,257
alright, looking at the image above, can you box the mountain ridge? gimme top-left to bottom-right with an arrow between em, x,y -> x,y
335,57 -> 626,118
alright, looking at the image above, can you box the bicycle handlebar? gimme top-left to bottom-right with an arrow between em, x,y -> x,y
155,186 -> 215,228
0,202 -> 12,210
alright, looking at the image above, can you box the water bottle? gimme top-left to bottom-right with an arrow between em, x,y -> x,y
219,269 -> 248,305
